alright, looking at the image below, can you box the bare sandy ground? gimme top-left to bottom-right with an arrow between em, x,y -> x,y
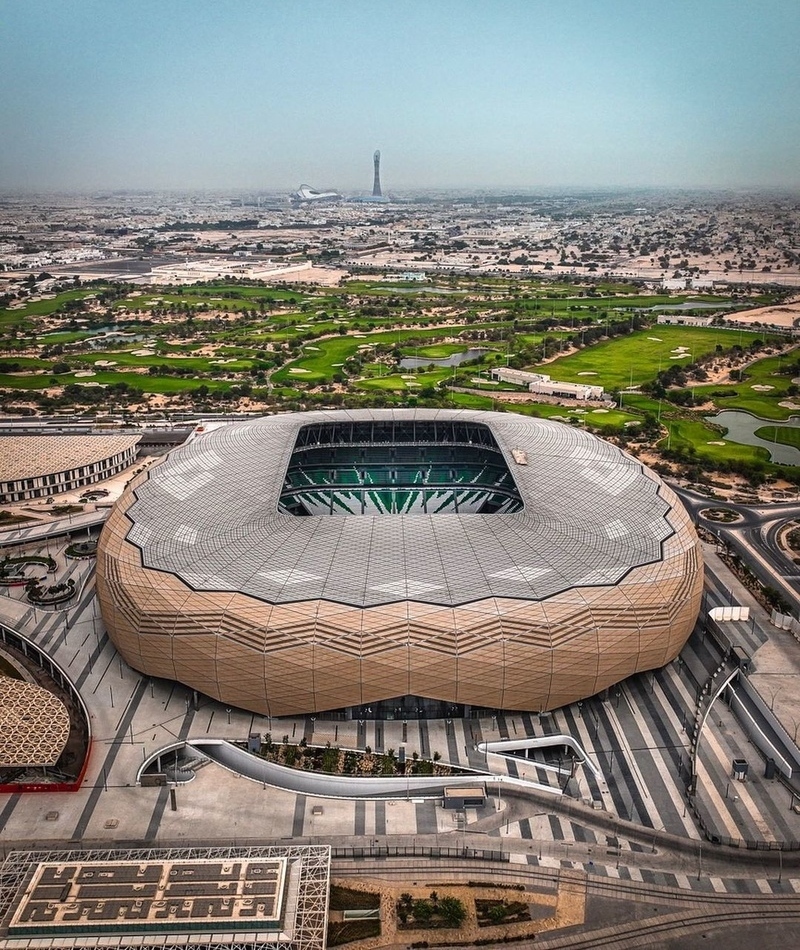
270,265 -> 347,286
723,299 -> 800,328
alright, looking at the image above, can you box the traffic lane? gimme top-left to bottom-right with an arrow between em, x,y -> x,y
724,531 -> 800,611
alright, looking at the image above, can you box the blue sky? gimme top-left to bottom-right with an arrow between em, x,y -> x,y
1,0 -> 798,191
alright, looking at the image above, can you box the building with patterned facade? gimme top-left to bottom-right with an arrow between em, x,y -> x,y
0,435 -> 140,503
96,409 -> 703,718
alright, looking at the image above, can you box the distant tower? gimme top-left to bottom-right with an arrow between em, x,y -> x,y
372,150 -> 382,197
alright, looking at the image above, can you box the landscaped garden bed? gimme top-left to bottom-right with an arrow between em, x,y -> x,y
0,555 -> 56,586
475,898 -> 532,927
701,507 -> 741,523
327,886 -> 381,947
243,735 -> 462,778
397,891 -> 467,931
26,577 -> 76,605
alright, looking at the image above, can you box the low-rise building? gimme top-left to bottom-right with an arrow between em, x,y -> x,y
656,314 -> 715,327
491,367 -> 604,400
0,435 -> 140,503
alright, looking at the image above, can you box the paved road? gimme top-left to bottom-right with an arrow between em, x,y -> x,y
0,510 -> 109,548
672,485 -> 800,612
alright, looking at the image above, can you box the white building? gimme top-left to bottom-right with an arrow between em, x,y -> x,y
656,314 -> 714,328
491,367 -> 604,400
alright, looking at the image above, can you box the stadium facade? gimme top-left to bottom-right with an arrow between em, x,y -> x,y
96,409 -> 703,718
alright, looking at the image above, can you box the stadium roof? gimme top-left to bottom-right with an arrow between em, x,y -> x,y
122,409 -> 676,609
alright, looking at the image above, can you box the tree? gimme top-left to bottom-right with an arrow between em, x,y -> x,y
412,899 -> 433,924
438,897 -> 467,926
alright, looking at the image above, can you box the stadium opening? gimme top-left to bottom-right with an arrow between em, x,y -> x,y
279,418 -> 523,516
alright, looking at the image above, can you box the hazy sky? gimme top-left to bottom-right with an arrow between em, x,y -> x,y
1,0 -> 798,192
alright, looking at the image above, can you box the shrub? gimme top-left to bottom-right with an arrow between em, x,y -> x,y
438,897 -> 467,927
412,899 -> 433,924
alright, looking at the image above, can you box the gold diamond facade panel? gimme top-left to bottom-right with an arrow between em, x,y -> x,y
96,410 -> 703,715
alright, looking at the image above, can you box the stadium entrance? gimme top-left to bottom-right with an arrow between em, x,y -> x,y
328,695 -> 485,721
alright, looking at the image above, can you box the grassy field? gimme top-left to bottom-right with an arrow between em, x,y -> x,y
71,351 -> 255,372
0,370 -> 231,394
271,324 -> 506,385
540,325 -> 766,390
659,417 -> 771,465
692,353 -> 800,420
753,424 -> 800,448
0,288 -> 100,326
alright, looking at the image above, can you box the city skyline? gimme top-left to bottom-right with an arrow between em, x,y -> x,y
0,0 -> 799,192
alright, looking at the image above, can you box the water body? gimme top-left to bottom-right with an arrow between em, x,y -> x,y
399,347 -> 492,370
86,328 -> 148,348
705,409 -> 800,466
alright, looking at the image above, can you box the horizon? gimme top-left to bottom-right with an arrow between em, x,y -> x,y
1,0 -> 799,192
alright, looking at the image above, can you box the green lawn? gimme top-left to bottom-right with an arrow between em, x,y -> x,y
271,323 -> 507,385
753,425 -> 800,448
0,288 -> 101,326
659,417 -> 771,465
357,368 -> 450,391
0,370 -> 230,394
692,353 -> 800,420
540,326 -> 766,390
71,351 -> 254,373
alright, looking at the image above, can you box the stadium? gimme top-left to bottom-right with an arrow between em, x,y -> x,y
96,409 -> 703,718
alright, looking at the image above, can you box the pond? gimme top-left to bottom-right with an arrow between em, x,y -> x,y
399,347 -> 493,370
705,409 -> 800,466
84,325 -> 150,348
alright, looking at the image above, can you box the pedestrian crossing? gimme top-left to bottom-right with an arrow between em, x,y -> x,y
5,530 -> 800,880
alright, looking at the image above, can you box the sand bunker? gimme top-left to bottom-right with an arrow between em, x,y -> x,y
288,368 -> 311,374
74,371 -> 95,378
94,359 -> 117,367
647,337 -> 663,342
670,354 -> 691,359
304,345 -> 320,351
401,374 -> 416,380
671,346 -> 690,352
707,441 -> 727,446
592,408 -> 609,414
131,349 -> 155,356
577,371 -> 598,376
751,384 -> 774,391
